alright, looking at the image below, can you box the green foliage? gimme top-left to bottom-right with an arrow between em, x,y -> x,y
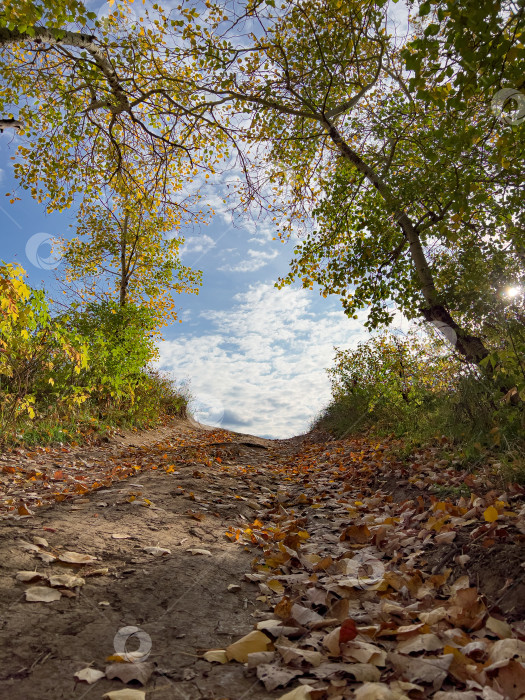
67,300 -> 157,404
63,193 -> 202,327
0,265 -> 188,445
317,327 -> 525,481
0,262 -> 88,432
403,0 -> 525,109
327,329 -> 463,412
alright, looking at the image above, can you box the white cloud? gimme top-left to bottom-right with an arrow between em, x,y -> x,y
218,248 -> 278,273
180,234 -> 216,257
157,283 -> 370,438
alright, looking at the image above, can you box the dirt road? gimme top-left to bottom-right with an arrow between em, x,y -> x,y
1,419 -> 524,699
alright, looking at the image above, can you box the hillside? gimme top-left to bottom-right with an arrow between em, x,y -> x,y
0,418 -> 524,699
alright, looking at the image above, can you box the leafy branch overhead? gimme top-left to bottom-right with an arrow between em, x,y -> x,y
0,0 -> 523,368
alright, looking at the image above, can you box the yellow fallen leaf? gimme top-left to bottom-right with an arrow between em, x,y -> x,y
486,616 -> 512,639
226,631 -> 271,662
483,505 -> 499,523
276,685 -> 315,700
203,649 -> 228,663
267,579 -> 285,594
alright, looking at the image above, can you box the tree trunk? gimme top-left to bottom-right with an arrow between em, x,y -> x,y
119,212 -> 130,307
322,118 -> 490,365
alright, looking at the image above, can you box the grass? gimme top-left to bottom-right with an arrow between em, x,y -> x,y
0,369 -> 190,448
314,373 -> 525,485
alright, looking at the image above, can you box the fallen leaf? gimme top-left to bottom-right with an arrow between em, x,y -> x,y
247,651 -> 275,667
25,586 -> 62,602
143,546 -> 171,556
37,552 -> 57,563
396,633 -> 443,653
276,685 -> 315,700
48,574 -> 85,588
58,551 -> 97,565
105,662 -> 154,685
486,616 -> 513,639
186,548 -> 212,556
484,506 -> 499,523
354,682 -> 404,699
340,618 -> 358,643
226,631 -> 272,662
16,571 -> 47,583
487,638 -> 525,665
203,650 -> 228,663
388,652 -> 452,689
256,663 -> 302,691
74,667 -> 105,684
311,662 -> 381,682
276,643 -> 323,667
102,691 -> 146,700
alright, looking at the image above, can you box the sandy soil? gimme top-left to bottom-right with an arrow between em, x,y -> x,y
0,419 -> 303,699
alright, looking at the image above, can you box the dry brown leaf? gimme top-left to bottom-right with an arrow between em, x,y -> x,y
433,693 -> 477,699
143,546 -> 171,556
487,638 -> 525,665
256,663 -> 302,691
48,574 -> 85,588
419,607 -> 448,625
491,659 -> 525,700
354,682 -> 408,700
226,631 -> 272,662
74,667 -> 105,684
246,651 -> 274,668
58,551 -> 97,565
105,662 -> 154,685
340,524 -> 371,543
276,642 -> 323,667
290,604 -> 324,627
311,662 -> 381,682
16,570 -> 47,583
275,596 -> 294,619
396,633 -> 443,654
102,691 -> 146,700
36,552 -> 56,563
25,586 -> 62,602
388,651 -> 453,688
186,548 -> 212,556
323,627 -> 342,656
342,640 -> 387,666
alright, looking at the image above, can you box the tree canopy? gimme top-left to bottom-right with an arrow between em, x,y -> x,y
0,0 -> 524,364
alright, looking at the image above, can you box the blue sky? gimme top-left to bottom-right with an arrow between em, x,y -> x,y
0,0 -> 413,439
0,129 -> 376,438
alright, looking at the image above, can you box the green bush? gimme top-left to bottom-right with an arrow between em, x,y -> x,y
0,265 -> 188,445
316,328 -> 525,480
